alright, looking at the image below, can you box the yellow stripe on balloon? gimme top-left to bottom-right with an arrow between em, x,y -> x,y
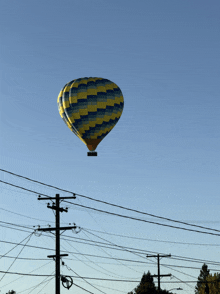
86,88 -> 98,96
76,92 -> 88,100
89,125 -> 114,140
77,111 -> 122,136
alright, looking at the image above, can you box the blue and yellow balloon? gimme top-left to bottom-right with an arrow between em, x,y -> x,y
57,77 -> 124,156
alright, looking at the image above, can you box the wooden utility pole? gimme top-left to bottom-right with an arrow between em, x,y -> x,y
146,254 -> 171,291
38,194 -> 77,294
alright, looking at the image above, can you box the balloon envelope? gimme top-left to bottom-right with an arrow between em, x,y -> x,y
57,77 -> 124,151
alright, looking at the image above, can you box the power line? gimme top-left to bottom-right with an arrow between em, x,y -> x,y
35,276 -> 54,294
84,227 -> 220,247
1,178 -> 220,237
78,279 -> 126,293
0,234 -> 34,261
72,282 -> 95,294
0,261 -> 53,290
66,200 -> 220,237
82,228 -> 150,260
0,232 -> 33,283
55,234 -> 220,266
18,273 -> 54,294
81,229 -> 143,275
1,221 -> 220,267
0,220 -> 34,230
0,223 -> 33,234
171,275 -> 195,290
170,255 -> 220,266
62,262 -> 107,294
0,270 -> 54,277
74,228 -> 220,285
61,236 -> 134,279
1,168 -> 220,234
1,234 -> 220,267
0,270 -> 203,283
0,207 -> 54,224
0,253 -> 219,271
0,255 -> 48,261
0,179 -> 48,196
2,208 -> 219,248
158,261 -> 198,280
1,178 -> 220,288
0,269 -> 219,284
0,239 -> 54,252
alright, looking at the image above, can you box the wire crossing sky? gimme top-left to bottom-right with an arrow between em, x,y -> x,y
0,1 -> 220,294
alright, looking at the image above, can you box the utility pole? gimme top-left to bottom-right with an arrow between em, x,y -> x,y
146,254 -> 171,292
37,194 -> 77,294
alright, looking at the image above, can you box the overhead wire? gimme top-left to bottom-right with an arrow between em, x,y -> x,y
35,276 -> 54,294
62,262 -> 107,294
72,282 -> 95,294
0,251 -> 219,272
81,230 -> 217,285
81,228 -> 151,271
84,227 -> 220,247
82,229 -> 191,287
0,207 -> 54,224
82,229 -> 143,275
75,195 -> 142,274
0,223 -> 198,292
81,229 -> 186,288
27,274 -> 54,294
0,269 -> 218,285
0,186 -> 219,278
0,223 -> 33,234
58,233 -> 127,283
1,209 -> 220,286
1,178 -> 220,237
0,234 -> 34,261
17,271 -> 54,294
0,232 -> 33,283
78,279 -> 126,293
0,255 -> 48,261
0,220 -> 34,230
1,231 -> 220,268
44,230 -> 128,281
1,224 -> 220,267
1,168 -> 220,234
171,275 -> 195,290
65,200 -> 220,237
0,270 -> 54,277
3,218 -> 208,262
76,195 -> 143,275
1,171 -> 220,292
80,229 -> 220,266
61,236 -> 132,280
0,261 -> 53,290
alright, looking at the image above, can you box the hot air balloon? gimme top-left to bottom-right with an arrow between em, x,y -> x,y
57,77 -> 124,156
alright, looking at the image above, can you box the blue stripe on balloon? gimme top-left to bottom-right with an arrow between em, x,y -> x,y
67,102 -> 124,130
80,116 -> 121,139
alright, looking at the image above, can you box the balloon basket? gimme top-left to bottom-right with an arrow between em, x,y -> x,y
87,151 -> 97,156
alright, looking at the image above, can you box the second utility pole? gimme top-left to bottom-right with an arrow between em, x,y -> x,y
38,193 -> 77,294
146,253 -> 171,292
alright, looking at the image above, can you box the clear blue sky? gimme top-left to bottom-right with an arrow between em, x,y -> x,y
0,1 -> 220,293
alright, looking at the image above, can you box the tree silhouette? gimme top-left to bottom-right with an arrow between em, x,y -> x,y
128,272 -> 171,294
195,264 -> 210,294
195,264 -> 220,294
